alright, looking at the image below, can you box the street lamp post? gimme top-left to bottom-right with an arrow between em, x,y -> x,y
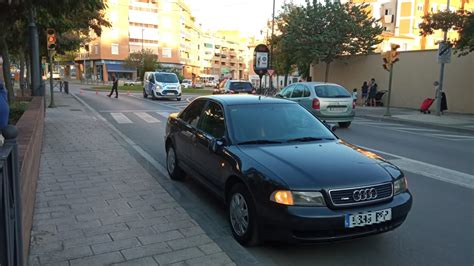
269,0 -> 276,92
436,0 -> 451,116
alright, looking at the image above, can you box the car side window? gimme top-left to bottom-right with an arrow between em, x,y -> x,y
281,85 -> 294,98
179,100 -> 206,128
197,102 -> 225,139
291,85 -> 303,98
303,86 -> 311,97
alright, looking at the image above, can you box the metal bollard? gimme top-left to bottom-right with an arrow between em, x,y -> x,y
64,81 -> 69,94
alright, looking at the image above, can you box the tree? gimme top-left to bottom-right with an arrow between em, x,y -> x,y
303,1 -> 383,81
0,0 -> 110,102
419,10 -> 474,56
124,49 -> 161,79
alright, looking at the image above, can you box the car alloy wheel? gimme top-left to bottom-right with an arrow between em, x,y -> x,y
166,145 -> 185,180
230,193 -> 249,236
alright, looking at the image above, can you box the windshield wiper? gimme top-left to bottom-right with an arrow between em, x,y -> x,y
285,137 -> 328,143
238,140 -> 282,145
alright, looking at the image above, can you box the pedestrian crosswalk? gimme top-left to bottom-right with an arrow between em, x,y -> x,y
353,118 -> 474,141
108,111 -> 173,125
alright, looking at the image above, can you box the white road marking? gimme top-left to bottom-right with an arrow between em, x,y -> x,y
392,127 -> 441,132
99,110 -> 159,113
110,113 -> 132,124
157,112 -> 171,118
358,145 -> 474,189
429,133 -> 474,140
135,112 -> 161,123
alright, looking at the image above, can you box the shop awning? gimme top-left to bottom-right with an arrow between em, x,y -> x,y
105,64 -> 136,73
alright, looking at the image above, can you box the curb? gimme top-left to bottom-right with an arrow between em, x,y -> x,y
358,114 -> 474,134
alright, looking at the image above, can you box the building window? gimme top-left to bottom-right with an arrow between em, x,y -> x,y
204,43 -> 213,48
94,45 -> 99,55
221,62 -> 226,66
111,43 -> 119,55
162,48 -> 172,58
417,4 -> 423,12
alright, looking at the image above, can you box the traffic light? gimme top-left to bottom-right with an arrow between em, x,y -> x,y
381,43 -> 400,71
382,51 -> 391,71
46,28 -> 56,51
390,43 -> 400,64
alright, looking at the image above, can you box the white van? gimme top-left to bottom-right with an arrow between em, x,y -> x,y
143,72 -> 182,101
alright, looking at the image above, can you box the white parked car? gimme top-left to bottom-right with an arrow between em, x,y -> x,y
181,79 -> 192,89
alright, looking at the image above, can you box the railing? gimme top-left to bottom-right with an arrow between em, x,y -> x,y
0,125 -> 23,266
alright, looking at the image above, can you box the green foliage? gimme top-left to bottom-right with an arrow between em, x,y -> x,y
419,11 -> 473,56
124,49 -> 161,79
272,0 -> 383,82
9,101 -> 29,125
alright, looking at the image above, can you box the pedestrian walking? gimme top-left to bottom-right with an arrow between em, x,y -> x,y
0,81 -> 9,130
352,88 -> 358,104
368,78 -> 378,107
108,74 -> 119,98
361,81 -> 368,106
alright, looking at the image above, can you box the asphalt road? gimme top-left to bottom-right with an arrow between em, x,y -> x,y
76,89 -> 474,266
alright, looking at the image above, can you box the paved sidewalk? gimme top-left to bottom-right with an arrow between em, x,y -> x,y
28,93 -> 234,265
356,106 -> 474,133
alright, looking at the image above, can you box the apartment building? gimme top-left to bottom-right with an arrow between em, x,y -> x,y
200,30 -> 250,80
350,0 -> 474,51
76,0 -> 226,81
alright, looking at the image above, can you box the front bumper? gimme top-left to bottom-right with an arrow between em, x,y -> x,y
153,90 -> 182,98
259,192 -> 412,243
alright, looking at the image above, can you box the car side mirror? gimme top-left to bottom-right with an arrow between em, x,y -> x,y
275,94 -> 283,98
210,138 -> 226,153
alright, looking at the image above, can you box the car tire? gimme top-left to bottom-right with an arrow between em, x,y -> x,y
228,183 -> 260,246
177,98 -> 181,101
151,91 -> 157,100
338,122 -> 351,128
143,89 -> 148,98
166,145 -> 185,181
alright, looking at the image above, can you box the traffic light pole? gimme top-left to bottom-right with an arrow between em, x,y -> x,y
384,64 -> 394,117
28,7 -> 42,97
48,51 -> 55,108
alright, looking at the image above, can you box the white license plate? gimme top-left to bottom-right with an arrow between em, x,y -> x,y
328,107 -> 346,112
345,209 -> 392,228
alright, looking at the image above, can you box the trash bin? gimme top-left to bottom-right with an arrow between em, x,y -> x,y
64,81 -> 69,94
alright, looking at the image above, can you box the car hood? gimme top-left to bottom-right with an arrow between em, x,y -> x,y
237,140 -> 396,190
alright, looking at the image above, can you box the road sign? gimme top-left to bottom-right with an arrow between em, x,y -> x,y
253,44 -> 269,78
267,69 -> 275,76
438,42 -> 452,64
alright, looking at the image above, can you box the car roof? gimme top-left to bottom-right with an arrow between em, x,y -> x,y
295,82 -> 343,87
227,80 -> 251,83
196,95 -> 295,106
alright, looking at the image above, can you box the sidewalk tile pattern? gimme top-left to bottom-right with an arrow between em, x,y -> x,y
28,94 -> 235,265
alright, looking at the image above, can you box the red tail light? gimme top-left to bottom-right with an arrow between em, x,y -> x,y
229,90 -> 234,94
352,101 -> 356,109
312,98 -> 320,110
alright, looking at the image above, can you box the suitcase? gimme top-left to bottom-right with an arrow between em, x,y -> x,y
420,98 -> 435,114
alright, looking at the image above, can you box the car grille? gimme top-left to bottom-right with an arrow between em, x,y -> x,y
163,90 -> 178,95
328,182 -> 393,207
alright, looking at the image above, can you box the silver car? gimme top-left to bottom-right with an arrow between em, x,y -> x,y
276,82 -> 355,128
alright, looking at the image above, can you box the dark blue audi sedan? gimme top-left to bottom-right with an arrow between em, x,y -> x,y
165,95 -> 412,245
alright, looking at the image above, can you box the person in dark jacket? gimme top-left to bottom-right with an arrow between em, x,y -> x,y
0,81 -> 9,130
108,74 -> 119,98
368,78 -> 378,107
361,81 -> 368,106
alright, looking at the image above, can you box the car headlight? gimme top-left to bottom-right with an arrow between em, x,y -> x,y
270,190 -> 326,207
156,85 -> 162,90
393,177 -> 408,195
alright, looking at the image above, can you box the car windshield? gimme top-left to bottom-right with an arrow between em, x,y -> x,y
155,73 -> 179,83
229,82 -> 253,91
229,103 -> 335,144
314,85 -> 351,98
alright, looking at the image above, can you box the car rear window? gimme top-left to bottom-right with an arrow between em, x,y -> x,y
155,73 -> 179,83
314,85 -> 351,98
229,82 -> 253,91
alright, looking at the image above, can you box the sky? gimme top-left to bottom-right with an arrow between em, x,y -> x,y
187,0 -> 307,37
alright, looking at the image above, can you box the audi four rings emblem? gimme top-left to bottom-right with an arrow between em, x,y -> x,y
353,188 -> 378,202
